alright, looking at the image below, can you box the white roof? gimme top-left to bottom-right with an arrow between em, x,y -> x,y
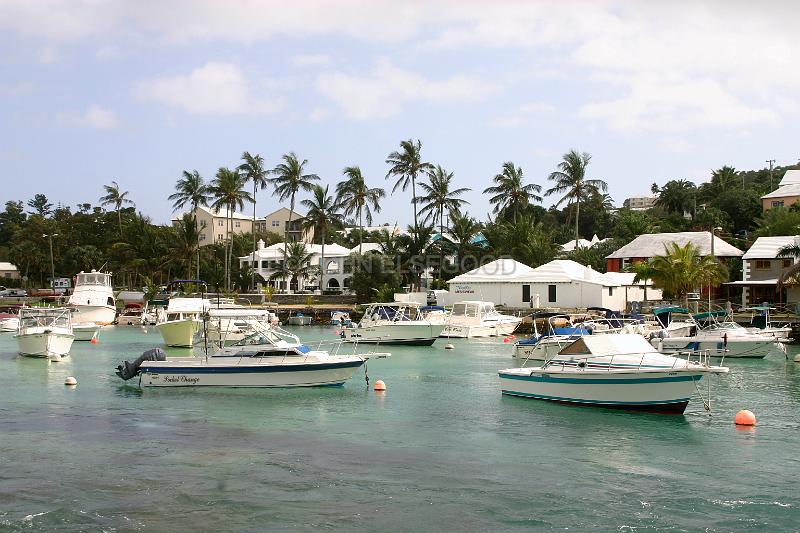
761,183 -> 800,200
518,260 -> 620,286
559,334 -> 659,356
244,242 -> 357,260
355,242 -> 383,254
779,170 -> 800,187
606,231 -> 743,259
561,234 -> 607,252
742,236 -> 799,259
342,225 -> 401,235
0,262 -> 18,271
447,259 -> 536,283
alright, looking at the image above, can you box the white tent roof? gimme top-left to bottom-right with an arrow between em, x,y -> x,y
447,258 -> 535,283
742,236 -> 799,259
606,231 -> 743,259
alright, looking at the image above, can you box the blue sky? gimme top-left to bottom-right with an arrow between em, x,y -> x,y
1,1 -> 798,227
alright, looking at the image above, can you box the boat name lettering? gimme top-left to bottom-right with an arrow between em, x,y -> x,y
453,284 -> 475,294
163,375 -> 200,384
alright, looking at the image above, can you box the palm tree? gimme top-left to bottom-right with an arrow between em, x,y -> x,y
301,184 -> 343,291
626,260 -> 656,303
385,139 -> 433,235
417,165 -> 471,238
269,242 -> 318,292
99,180 -> 135,234
776,243 -> 800,289
483,162 -> 541,224
711,166 -> 739,191
168,170 -> 209,280
208,167 -> 253,291
546,150 -> 608,248
336,166 -> 386,254
449,212 -> 482,273
649,242 -> 727,309
655,179 -> 696,215
168,213 -> 200,279
238,152 -> 269,291
269,152 -> 320,244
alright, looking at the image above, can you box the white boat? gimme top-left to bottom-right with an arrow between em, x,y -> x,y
0,305 -> 21,332
206,308 -> 279,346
330,311 -> 352,327
115,322 -> 389,388
155,297 -> 210,347
342,302 -> 444,346
500,334 -> 729,413
286,312 -> 312,326
742,306 -> 792,341
652,310 -> 786,359
73,322 -> 101,341
141,299 -> 168,326
14,307 -> 74,360
67,270 -> 116,325
117,304 -> 144,326
441,301 -> 521,338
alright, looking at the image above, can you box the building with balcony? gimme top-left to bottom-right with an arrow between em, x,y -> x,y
726,236 -> 800,306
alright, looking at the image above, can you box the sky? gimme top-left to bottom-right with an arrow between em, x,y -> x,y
1,0 -> 799,227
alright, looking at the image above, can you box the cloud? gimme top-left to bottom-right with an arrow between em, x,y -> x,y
57,106 -> 119,129
291,54 -> 332,67
309,108 -> 331,121
492,101 -> 555,127
317,60 -> 498,119
136,62 -> 284,115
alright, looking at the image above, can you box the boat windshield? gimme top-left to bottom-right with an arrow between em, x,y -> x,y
19,308 -> 70,329
76,273 -> 111,287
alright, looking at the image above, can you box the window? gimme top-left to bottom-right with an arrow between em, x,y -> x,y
235,221 -> 241,228
608,287 -> 613,296
199,233 -> 206,241
261,261 -> 268,269
217,220 -> 224,227
755,260 -> 771,269
772,201 -> 784,208
522,284 -> 531,303
548,284 -> 557,303
271,220 -> 280,227
783,259 -> 792,268
216,234 -> 223,241
200,221 -> 206,228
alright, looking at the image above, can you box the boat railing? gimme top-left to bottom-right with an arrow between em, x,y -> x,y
543,347 -> 718,373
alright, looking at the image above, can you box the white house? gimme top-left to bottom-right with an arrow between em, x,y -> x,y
0,262 -> 20,280
726,235 -> 800,305
446,259 -> 651,310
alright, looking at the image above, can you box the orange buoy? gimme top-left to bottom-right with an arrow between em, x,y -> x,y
734,409 -> 756,426
503,337 -> 509,343
90,338 -> 98,344
373,379 -> 386,391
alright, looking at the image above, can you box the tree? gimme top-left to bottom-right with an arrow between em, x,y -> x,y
301,184 -> 343,291
483,213 -> 557,268
417,165 -> 471,235
754,207 -> 800,237
167,213 -> 200,279
546,150 -> 607,248
336,166 -> 385,254
208,167 -> 252,291
168,170 -> 209,280
711,166 -> 739,192
269,242 -> 318,292
269,152 -> 319,244
448,212 -> 483,275
99,180 -> 134,234
649,242 -> 727,308
483,162 -> 541,224
385,139 -> 433,236
27,194 -> 53,217
655,179 -> 696,215
238,151 -> 269,291
626,259 -> 656,302
611,209 -> 656,244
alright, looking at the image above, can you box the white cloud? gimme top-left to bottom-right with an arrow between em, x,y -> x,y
492,101 -> 555,127
57,106 -> 119,129
659,137 -> 691,154
309,108 -> 331,121
136,62 -> 284,115
291,54 -> 332,67
317,60 -> 498,119
37,45 -> 59,64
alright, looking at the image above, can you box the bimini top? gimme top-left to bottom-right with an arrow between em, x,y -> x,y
653,306 -> 688,315
558,334 -> 659,356
692,310 -> 728,320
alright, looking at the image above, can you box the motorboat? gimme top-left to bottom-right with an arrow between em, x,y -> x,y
286,312 -> 312,326
0,304 -> 22,332
341,302 -> 444,346
156,296 -> 210,348
117,303 -> 144,326
141,299 -> 168,326
67,270 -> 116,325
205,308 -> 279,346
421,305 -> 450,325
14,307 -> 74,360
441,301 -> 521,338
742,306 -> 792,341
115,322 -> 389,388
651,310 -> 787,359
330,310 -> 352,327
499,334 -> 729,413
73,322 -> 101,341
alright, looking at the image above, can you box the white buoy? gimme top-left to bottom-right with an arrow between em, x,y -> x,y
64,376 -> 77,386
445,343 -> 455,350
794,354 -> 800,363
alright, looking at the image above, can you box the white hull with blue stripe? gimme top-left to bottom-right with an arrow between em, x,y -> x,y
500,334 -> 728,413
653,336 -> 785,359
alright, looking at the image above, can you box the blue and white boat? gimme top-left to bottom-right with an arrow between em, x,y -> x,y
500,334 -> 728,413
116,322 -> 388,388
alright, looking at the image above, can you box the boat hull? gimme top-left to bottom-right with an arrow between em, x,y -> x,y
499,370 -> 705,414
443,319 -> 521,338
513,338 -> 575,364
15,331 -> 74,358
654,337 -> 784,358
138,359 -> 365,387
286,316 -> 313,326
69,305 -> 116,325
156,319 -> 202,347
343,323 -> 444,345
73,324 -> 101,341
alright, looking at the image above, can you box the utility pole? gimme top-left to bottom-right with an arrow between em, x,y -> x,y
766,159 -> 776,191
43,233 -> 59,287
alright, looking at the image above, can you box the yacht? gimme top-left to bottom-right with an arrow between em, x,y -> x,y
500,334 -> 729,413
341,302 -> 444,345
67,270 -> 116,325
115,322 -> 389,388
156,297 -> 210,348
14,307 -> 74,360
441,301 -> 521,338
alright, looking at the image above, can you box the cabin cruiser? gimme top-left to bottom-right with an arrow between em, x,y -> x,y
14,307 -> 74,360
115,322 -> 389,388
651,310 -> 786,359
441,301 -> 521,338
342,302 -> 445,345
500,334 -> 729,413
67,270 -> 116,325
117,303 -> 144,326
156,297 -> 210,347
0,304 -> 22,332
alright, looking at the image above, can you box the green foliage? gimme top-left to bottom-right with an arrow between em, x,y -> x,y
348,254 -> 402,302
754,207 -> 800,237
610,209 -> 656,244
649,242 -> 728,305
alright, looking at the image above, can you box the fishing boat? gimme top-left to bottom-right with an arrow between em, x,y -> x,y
441,301 -> 521,338
14,307 -> 74,360
115,322 -> 389,387
73,322 -> 101,341
341,302 -> 444,346
0,304 -> 22,332
499,334 -> 729,413
652,310 -> 786,359
286,312 -> 313,326
156,297 -> 210,347
67,270 -> 116,325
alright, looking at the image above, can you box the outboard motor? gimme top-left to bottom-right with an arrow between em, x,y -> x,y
115,347 -> 166,380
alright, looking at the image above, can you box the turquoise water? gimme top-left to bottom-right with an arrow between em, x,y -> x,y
1,326 -> 799,531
